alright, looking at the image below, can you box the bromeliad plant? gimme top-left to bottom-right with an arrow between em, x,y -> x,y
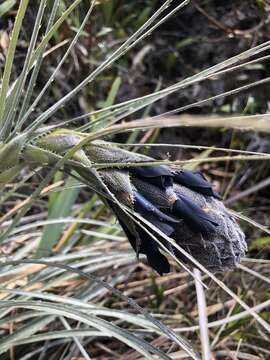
1,128 -> 246,274
1,0 -> 270,357
0,0 -> 253,274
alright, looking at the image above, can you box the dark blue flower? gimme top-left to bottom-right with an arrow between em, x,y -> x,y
84,143 -> 246,274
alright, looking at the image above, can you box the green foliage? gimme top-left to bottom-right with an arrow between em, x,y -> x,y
250,236 -> 270,250
0,0 -> 16,17
255,0 -> 267,10
0,0 -> 29,137
37,176 -> 80,257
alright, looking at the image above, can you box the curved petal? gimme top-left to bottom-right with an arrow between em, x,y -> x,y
172,194 -> 218,235
173,169 -> 221,199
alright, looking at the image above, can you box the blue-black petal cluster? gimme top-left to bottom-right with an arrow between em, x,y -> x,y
111,165 -> 223,275
77,142 -> 246,274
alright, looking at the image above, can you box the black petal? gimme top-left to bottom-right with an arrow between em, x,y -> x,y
135,226 -> 170,275
129,165 -> 173,189
107,200 -> 171,275
134,191 -> 179,232
173,170 -> 221,199
172,194 -> 218,235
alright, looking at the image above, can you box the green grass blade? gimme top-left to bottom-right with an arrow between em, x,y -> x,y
0,0 -> 30,138
75,45 -> 270,133
36,177 -> 80,257
29,0 -> 82,67
0,0 -> 16,17
103,76 -> 122,108
17,0 -> 60,126
17,0 -> 96,132
0,300 -> 173,359
0,259 -> 199,359
1,0 -> 47,140
25,0 -> 189,133
4,0 -> 83,133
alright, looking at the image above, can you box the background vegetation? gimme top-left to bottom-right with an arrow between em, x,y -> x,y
0,0 -> 269,359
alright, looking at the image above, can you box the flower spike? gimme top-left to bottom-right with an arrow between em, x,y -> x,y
24,129 -> 246,274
